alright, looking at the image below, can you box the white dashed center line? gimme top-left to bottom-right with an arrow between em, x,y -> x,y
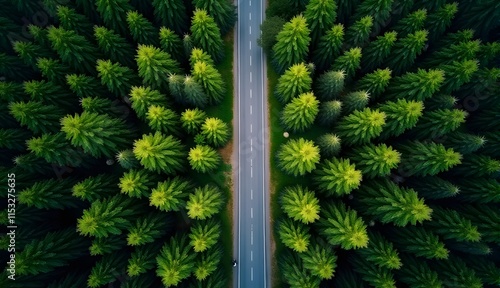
251,208 -> 253,218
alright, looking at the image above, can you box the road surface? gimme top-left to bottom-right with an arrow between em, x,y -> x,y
234,0 -> 271,287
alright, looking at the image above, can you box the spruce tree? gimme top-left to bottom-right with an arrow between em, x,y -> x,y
361,31 -> 398,73
300,242 -> 337,279
315,70 -> 345,100
405,176 -> 459,199
345,16 -> 373,48
393,9 -> 427,38
455,178 -> 500,204
280,250 -> 321,288
331,47 -> 362,81
73,174 -> 118,202
386,30 -> 428,75
127,211 -> 169,246
36,58 -> 68,84
181,108 -> 207,135
318,100 -> 343,127
56,6 -> 94,39
127,242 -> 162,276
95,0 -> 132,36
316,133 -> 341,157
313,24 -> 344,71
94,26 -> 135,67
200,117 -> 230,147
336,107 -> 386,146
431,255 -> 483,288
317,201 -> 369,249
193,0 -> 236,35
304,0 -> 337,46
87,252 -> 130,287
156,234 -> 196,287
96,59 -> 139,96
159,28 -> 184,64
136,44 -> 180,91
275,63 -> 312,104
280,185 -> 320,224
119,169 -> 158,199
18,178 -> 79,210
385,69 -> 445,101
348,144 -> 401,178
149,177 -> 193,212
133,132 -> 186,174
190,9 -> 225,63
188,145 -> 221,173
425,206 -> 481,242
425,3 -> 459,43
184,75 -> 209,107
129,86 -> 169,119
409,109 -> 467,140
126,11 -> 159,46
349,253 -> 396,288
277,138 -> 321,176
377,99 -> 424,139
192,61 -> 225,105
281,92 -> 319,132
277,218 -> 311,253
146,105 -> 180,135
389,226 -> 449,259
27,132 -> 88,167
194,245 -> 222,280
66,74 -> 107,99
189,218 -> 221,253
354,68 -> 392,100
272,15 -> 311,74
341,90 -> 370,115
449,154 -> 500,177
152,0 -> 188,34
9,101 -> 64,134
357,230 -> 401,270
186,185 -> 225,220
396,254 -> 443,288
314,158 -> 362,196
351,0 -> 393,33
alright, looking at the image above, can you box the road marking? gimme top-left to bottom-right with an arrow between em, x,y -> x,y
251,208 -> 253,218
250,124 -> 253,133
250,13 -> 251,20
251,250 -> 253,261
251,167 -> 253,178
251,230 -> 253,245
250,72 -> 252,83
250,89 -> 252,98
251,267 -> 254,281
250,105 -> 252,115
250,158 -> 253,166
250,55 -> 252,66
251,189 -> 253,200
250,0 -> 251,6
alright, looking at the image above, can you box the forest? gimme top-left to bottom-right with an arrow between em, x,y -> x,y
262,0 -> 500,287
0,0 -> 236,287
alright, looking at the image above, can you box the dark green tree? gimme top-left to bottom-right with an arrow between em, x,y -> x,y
280,250 -> 321,288
387,30 -> 428,75
275,63 -> 312,104
127,211 -> 169,246
146,105 -> 180,135
152,0 -> 188,34
200,117 -> 230,147
390,226 -> 449,259
409,109 -> 467,140
156,234 -> 196,287
181,108 -> 207,135
159,28 -> 184,64
425,3 -> 459,43
449,154 -> 500,177
27,132 -> 89,167
341,90 -> 370,115
377,99 -> 424,139
304,0 -> 337,45
56,6 -> 94,39
431,255 -> 483,288
133,132 -> 186,174
393,9 -> 427,38
331,47 -> 362,81
361,31 -> 398,73
396,254 -> 443,288
357,230 -> 401,270
351,0 -> 393,33
192,61 -> 225,104
280,185 -> 320,224
95,0 -> 132,35
191,9 -> 225,63
281,92 -> 319,132
94,26 -> 135,67
149,177 -> 193,212
188,145 -> 221,173
336,108 -> 386,146
385,69 -> 445,101
119,169 -> 158,199
278,218 -> 311,253
318,100 -> 342,126
96,59 -> 139,96
127,242 -> 162,276
315,70 -> 345,100
18,178 -> 78,209
345,16 -> 373,48
313,24 -> 344,71
193,0 -> 236,35
272,15 -> 311,74
129,86 -> 169,119
405,176 -> 459,199
189,218 -> 221,253
349,254 -> 396,288
354,68 -> 392,100
425,206 -> 481,242
316,133 -> 341,157
300,242 -> 337,279
9,101 -> 64,134
136,45 -> 180,91
126,11 -> 158,46
314,158 -> 362,196
258,16 -> 286,54
73,174 -> 118,202
186,185 -> 225,220
277,138 -> 321,176
348,144 -> 401,178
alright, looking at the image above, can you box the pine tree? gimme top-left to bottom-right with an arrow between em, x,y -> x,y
200,117 -> 230,147
410,109 -> 467,140
304,0 -> 337,45
66,74 -> 107,99
389,226 -> 448,259
280,250 -> 321,288
439,59 -> 479,94
455,178 -> 500,204
13,41 -> 52,70
354,68 -> 392,100
425,206 -> 481,242
27,132 -> 89,167
422,40 -> 481,68
275,63 -> 312,104
316,133 -> 341,157
133,132 -> 186,174
168,74 -> 186,104
193,0 -> 236,35
149,177 -> 193,212
425,3 -> 459,43
449,154 -> 500,177
445,132 -> 484,155
190,47 -> 215,67
361,31 -> 398,73
127,211 -> 169,246
77,195 -> 144,238
36,58 -> 70,85
331,47 -> 362,81
87,252 -> 129,288
315,70 -> 345,100
341,90 -> 370,115
73,174 -> 118,202
385,69 -> 445,101
186,185 -> 225,220
317,201 -> 369,249
61,112 -> 131,158
377,99 -> 424,139
184,75 -> 209,107
129,86 -> 169,119
424,94 -> 457,110
318,100 -> 343,126
156,235 -> 195,287
397,141 -> 462,177
431,255 -> 483,288
159,28 -> 184,64
80,97 -> 124,119
350,0 -> 393,33
447,240 -> 492,256
348,144 -> 401,178
127,241 -> 162,276
393,9 -> 427,38
300,241 -> 337,279
405,176 -> 459,199
456,204 -> 500,243
189,218 -> 221,252
396,254 -> 443,288
314,158 -> 362,196
277,138 -> 320,176
349,253 -> 396,288
345,16 -> 373,48
277,217 -> 311,253
280,185 -> 320,224
15,228 -> 90,276
281,92 -> 319,132
136,45 -> 180,91
191,9 -> 225,63
272,15 -> 311,74
95,0 -> 132,35
23,80 -> 74,108
463,257 -> 500,286
119,169 -> 158,199
56,6 -> 94,39
47,26 -> 99,74
258,16 -> 286,54
96,59 -> 139,96
188,145 -> 221,173
152,0 -> 188,34
9,101 -> 64,134
181,108 -> 207,135
357,179 -> 432,226
357,230 -> 401,270
387,30 -> 428,75
116,149 -> 140,170
336,108 -> 386,146
18,178 -> 79,209
0,128 -> 31,151
194,245 -> 222,280
192,61 -> 226,104
313,24 -> 344,71
146,105 -> 180,135
126,11 -> 158,46
94,26 -> 135,67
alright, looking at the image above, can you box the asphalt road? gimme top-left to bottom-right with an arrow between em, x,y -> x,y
234,0 -> 271,286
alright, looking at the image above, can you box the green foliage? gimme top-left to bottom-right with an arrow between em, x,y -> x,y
186,185 -> 225,220
18,178 -> 78,209
349,253 -> 396,288
192,61 -> 226,105
396,254 -> 443,288
9,101 -> 64,134
200,117 -> 230,147
90,235 -> 126,256
119,169 -> 157,199
357,179 -> 432,226
127,211 -> 169,246
193,0 -> 236,35
96,59 -> 139,96
317,202 -> 369,249
348,144 -> 401,178
194,245 -> 222,280
136,44 -> 180,91
129,86 -> 169,119
410,109 -> 467,139
280,185 -> 320,224
258,16 -> 286,54
377,99 -> 423,139
361,31 -> 397,73
156,234 -> 195,287
189,218 -> 221,253
152,0 -> 188,34
314,158 -> 362,196
318,100 -> 343,126
281,92 -> 319,132
133,132 -> 186,174
272,15 -> 311,74
181,108 -> 207,134
341,90 -> 370,115
277,138 -> 321,176
280,250 -> 321,288
425,206 -> 481,242
354,68 -> 392,100
331,47 -> 362,81
336,108 -> 386,146
358,230 -> 401,270
405,176 -> 459,199
304,0 -> 337,45
315,70 -> 345,100
275,63 -> 312,104
127,242 -> 162,276
127,11 -> 158,46
278,218 -> 311,253
316,133 -> 341,157
393,9 -> 427,38
431,255 -> 483,288
94,26 -> 135,67
95,0 -> 132,35
345,16 -> 373,48
313,24 -> 344,71
300,242 -> 337,279
146,105 -> 180,134
188,145 -> 221,173
390,225 -> 448,259
387,30 -> 428,75
73,174 -> 118,202
191,9 -> 225,63
149,177 -> 193,212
